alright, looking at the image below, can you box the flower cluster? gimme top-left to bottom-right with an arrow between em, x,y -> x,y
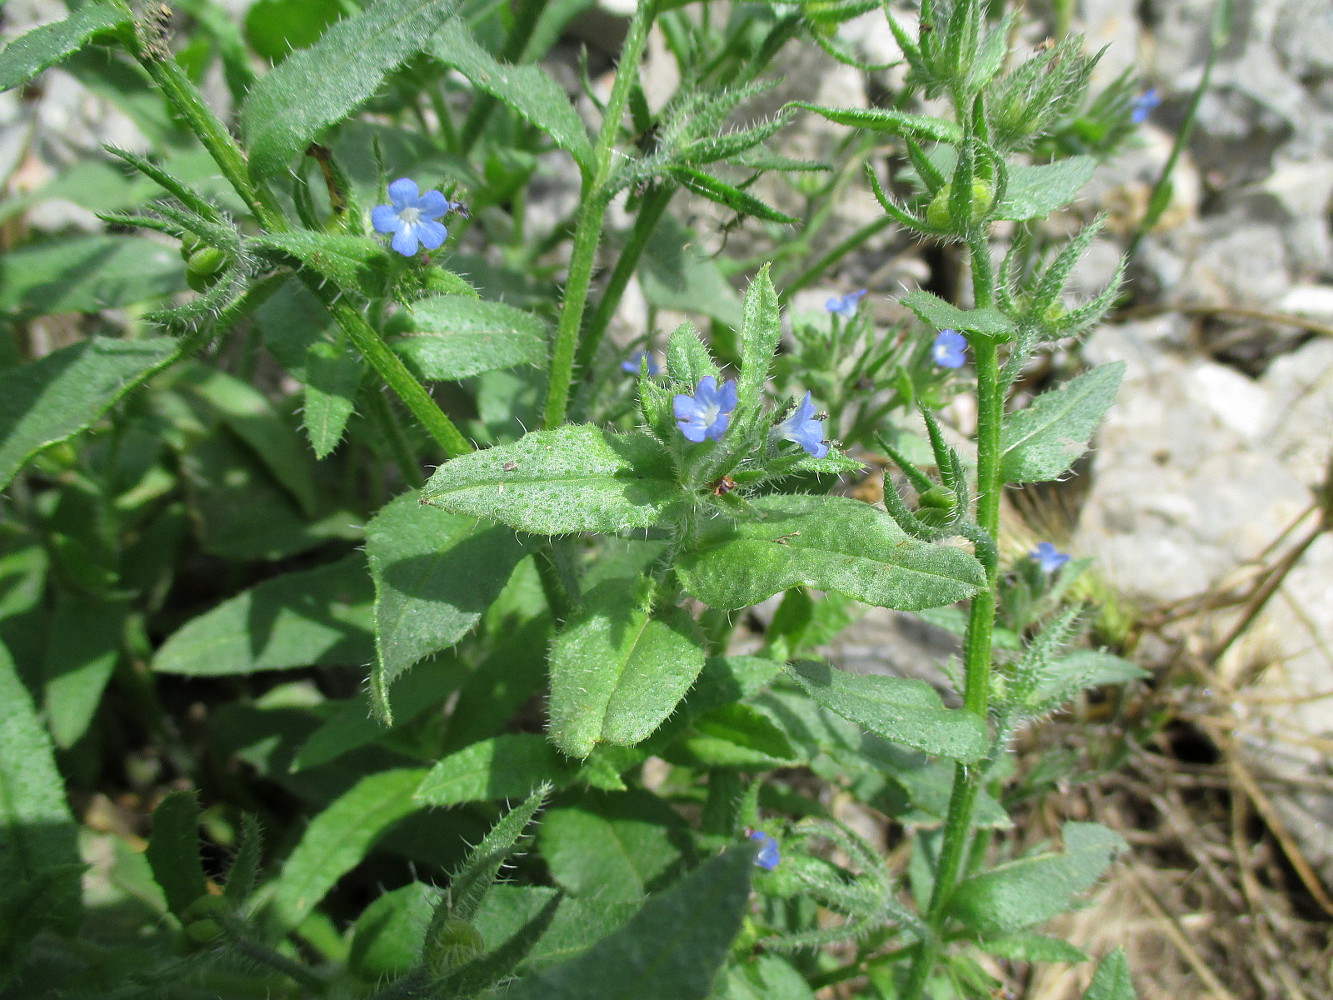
748,830 -> 781,871
372,178 -> 461,257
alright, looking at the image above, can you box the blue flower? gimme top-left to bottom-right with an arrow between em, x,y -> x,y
372,178 -> 453,257
777,391 -> 829,458
749,830 -> 781,871
1131,87 -> 1160,125
825,289 -> 867,317
673,375 -> 737,443
620,350 -> 661,376
932,329 -> 967,369
1030,541 -> 1071,574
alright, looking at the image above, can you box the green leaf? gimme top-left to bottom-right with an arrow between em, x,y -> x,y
292,660 -> 469,771
548,580 -> 707,758
223,813 -> 263,903
303,340 -> 362,459
676,494 -> 986,611
949,822 -> 1128,934
445,786 -> 550,923
473,886 -> 637,971
640,214 -> 743,328
668,165 -> 798,224
145,791 -> 208,920
0,235 -> 184,314
350,881 -> 443,979
788,660 -> 989,762
250,232 -> 392,295
244,0 -> 345,63
421,425 -> 686,535
899,289 -> 1016,340
241,0 -> 461,177
415,734 -> 582,806
977,932 -> 1089,964
995,157 -> 1097,221
736,265 -> 781,428
394,296 -> 549,380
539,791 -> 691,903
430,18 -> 593,171
676,702 -> 800,769
1032,651 -> 1147,706
501,848 -> 754,1000
665,322 -> 720,387
367,492 -> 528,691
1082,949 -> 1136,1000
0,639 -> 81,934
0,3 -> 130,94
266,768 -> 427,934
42,595 -> 125,749
1000,362 -> 1125,484
785,102 -> 963,144
153,555 -> 373,675
0,336 -> 178,490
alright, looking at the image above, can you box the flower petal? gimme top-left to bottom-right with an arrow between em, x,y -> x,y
390,226 -> 420,256
387,177 -> 419,208
416,219 -> 448,250
416,189 -> 449,218
371,204 -> 402,234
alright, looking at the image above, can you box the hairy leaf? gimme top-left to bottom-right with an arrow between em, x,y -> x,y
996,157 -> 1097,221
145,791 -> 208,920
785,102 -> 962,143
899,290 -> 1016,341
241,0 -> 461,177
395,296 -> 549,380
0,4 -> 130,94
1082,949 -> 1136,1000
421,425 -> 685,535
676,494 -> 986,611
1000,362 -> 1125,484
415,734 -> 582,806
0,337 -> 178,490
789,660 -> 989,762
668,165 -> 798,224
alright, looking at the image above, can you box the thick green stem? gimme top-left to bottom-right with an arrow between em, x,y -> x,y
902,239 -> 1005,1000
574,182 -> 674,375
541,0 -> 658,430
300,276 -> 473,458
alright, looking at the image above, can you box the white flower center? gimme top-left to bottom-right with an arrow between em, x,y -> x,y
399,206 -> 421,227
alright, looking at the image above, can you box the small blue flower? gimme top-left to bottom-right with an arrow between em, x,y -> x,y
1131,87 -> 1160,125
1030,541 -> 1071,574
825,289 -> 867,317
932,329 -> 967,369
749,830 -> 781,871
372,178 -> 453,257
620,350 -> 661,376
777,391 -> 829,458
673,375 -> 737,443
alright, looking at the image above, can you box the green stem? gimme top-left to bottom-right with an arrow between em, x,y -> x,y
541,0 -> 658,430
134,52 -> 285,231
299,276 -> 473,458
901,239 -> 1004,1000
362,385 -> 423,488
574,182 -> 674,375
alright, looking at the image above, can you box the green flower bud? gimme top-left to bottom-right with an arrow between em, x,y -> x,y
917,485 -> 956,511
181,894 -> 232,945
423,918 -> 484,975
925,180 -> 995,230
186,246 -> 228,277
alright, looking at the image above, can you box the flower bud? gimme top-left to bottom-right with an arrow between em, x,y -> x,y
925,180 -> 995,230
423,918 -> 484,975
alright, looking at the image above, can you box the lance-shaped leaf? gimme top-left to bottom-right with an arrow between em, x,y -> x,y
145,791 -> 208,921
500,848 -> 754,1000
667,165 -> 798,224
785,102 -> 963,144
431,18 -> 593,171
250,232 -> 392,297
266,768 -> 428,934
395,296 -> 549,380
995,157 -> 1096,221
675,494 -> 985,611
949,822 -> 1128,934
788,660 -> 989,762
0,640 -> 81,935
241,0 -> 461,177
153,555 -> 374,676
367,493 -> 527,692
0,235 -> 183,314
415,734 -> 583,807
0,3 -> 131,94
0,336 -> 179,490
1000,362 -> 1124,484
421,425 -> 686,535
446,785 -> 551,923
303,340 -> 362,459
736,266 -> 781,430
1082,949 -> 1136,1000
548,580 -> 707,759
900,290 -> 1016,341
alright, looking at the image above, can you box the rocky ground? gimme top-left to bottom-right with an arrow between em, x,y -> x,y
3,0 -> 1331,996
